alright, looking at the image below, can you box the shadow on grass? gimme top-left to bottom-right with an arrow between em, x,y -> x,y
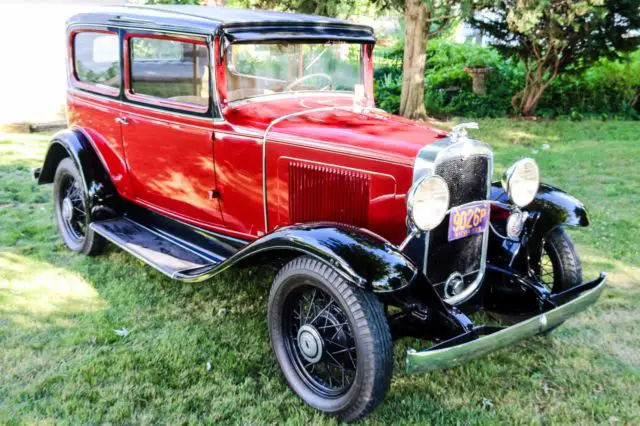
0,242 -> 291,422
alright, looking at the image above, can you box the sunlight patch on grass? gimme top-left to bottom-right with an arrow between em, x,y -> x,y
0,251 -> 108,328
0,132 -> 50,143
504,129 -> 543,143
0,132 -> 49,167
566,306 -> 640,369
578,245 -> 640,290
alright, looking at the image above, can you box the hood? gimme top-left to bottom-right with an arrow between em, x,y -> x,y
223,95 -> 448,165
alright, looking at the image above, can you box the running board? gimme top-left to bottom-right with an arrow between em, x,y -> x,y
90,218 -> 222,281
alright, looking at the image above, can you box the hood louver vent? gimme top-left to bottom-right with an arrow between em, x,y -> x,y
288,161 -> 370,228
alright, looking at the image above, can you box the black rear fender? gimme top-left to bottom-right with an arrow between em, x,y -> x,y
38,129 -> 119,219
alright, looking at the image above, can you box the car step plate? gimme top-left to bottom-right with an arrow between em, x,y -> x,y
91,217 -> 219,279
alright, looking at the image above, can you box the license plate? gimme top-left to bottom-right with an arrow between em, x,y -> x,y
447,202 -> 490,242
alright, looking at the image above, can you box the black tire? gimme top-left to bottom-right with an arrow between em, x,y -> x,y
536,227 -> 582,333
268,256 -> 393,422
537,227 -> 582,293
53,158 -> 105,256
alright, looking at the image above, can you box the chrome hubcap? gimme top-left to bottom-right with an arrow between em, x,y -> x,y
297,324 -> 323,363
445,272 -> 465,298
62,197 -> 74,222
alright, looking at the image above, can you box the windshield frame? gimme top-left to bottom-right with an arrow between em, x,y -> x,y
219,39 -> 371,106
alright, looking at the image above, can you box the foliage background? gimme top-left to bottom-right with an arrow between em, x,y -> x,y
374,39 -> 640,120
143,0 -> 640,120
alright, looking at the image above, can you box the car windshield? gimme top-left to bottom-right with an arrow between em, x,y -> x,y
226,42 -> 362,102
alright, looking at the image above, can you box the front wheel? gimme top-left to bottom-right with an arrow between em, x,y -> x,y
536,227 -> 582,293
535,227 -> 582,333
268,256 -> 393,422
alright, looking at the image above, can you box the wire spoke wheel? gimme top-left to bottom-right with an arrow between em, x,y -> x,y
58,174 -> 87,243
538,245 -> 555,289
535,228 -> 582,294
53,158 -> 105,256
534,228 -> 583,334
268,256 -> 392,421
285,285 -> 357,397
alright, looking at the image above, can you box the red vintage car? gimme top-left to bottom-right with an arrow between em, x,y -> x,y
35,5 -> 606,421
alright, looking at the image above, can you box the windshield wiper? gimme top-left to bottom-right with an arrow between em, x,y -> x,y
304,48 -> 328,72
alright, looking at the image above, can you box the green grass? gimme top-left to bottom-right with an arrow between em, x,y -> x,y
1,119 -> 639,425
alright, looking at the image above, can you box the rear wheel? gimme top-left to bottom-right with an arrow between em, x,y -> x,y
53,158 -> 105,255
268,256 -> 393,422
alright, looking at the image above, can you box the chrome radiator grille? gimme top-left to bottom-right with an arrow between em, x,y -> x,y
425,154 -> 491,289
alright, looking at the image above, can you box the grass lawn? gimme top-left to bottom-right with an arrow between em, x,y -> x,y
1,119 -> 639,425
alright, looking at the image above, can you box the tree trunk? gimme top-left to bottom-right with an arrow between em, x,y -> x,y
518,75 -> 559,116
520,84 -> 543,116
516,58 -> 560,116
399,0 -> 429,120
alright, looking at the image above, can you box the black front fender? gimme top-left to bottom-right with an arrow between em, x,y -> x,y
178,223 -> 421,294
489,182 -> 589,271
231,224 -> 419,293
528,183 -> 590,236
38,129 -> 118,219
491,181 -> 589,237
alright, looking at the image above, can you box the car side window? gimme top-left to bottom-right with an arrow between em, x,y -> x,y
73,32 -> 121,94
129,37 -> 210,111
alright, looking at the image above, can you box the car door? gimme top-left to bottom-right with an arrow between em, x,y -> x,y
66,28 -> 134,199
119,31 -> 224,227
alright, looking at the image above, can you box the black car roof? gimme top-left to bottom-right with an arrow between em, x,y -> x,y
67,5 -> 375,43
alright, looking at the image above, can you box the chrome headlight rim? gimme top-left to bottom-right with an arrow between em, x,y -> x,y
407,175 -> 450,232
503,158 -> 540,208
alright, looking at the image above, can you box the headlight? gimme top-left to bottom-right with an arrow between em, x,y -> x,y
503,158 -> 539,207
408,175 -> 450,231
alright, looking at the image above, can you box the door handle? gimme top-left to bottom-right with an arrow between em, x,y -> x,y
115,117 -> 129,125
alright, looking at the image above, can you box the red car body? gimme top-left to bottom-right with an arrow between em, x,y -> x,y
68,54 -> 447,246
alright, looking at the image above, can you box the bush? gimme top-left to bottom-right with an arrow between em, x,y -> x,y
374,40 -> 521,117
373,44 -> 403,114
536,50 -> 640,119
423,40 -> 521,118
373,40 -> 639,119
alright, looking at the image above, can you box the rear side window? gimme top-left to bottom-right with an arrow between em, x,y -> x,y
129,37 -> 210,110
73,32 -> 120,93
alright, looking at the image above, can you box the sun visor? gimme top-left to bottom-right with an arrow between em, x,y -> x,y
222,24 -> 376,44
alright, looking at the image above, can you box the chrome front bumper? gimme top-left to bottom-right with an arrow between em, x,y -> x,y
406,273 -> 607,374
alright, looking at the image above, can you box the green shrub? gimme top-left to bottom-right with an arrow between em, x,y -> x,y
423,40 -> 521,117
537,50 -> 640,119
373,40 -> 639,119
373,72 -> 402,114
373,43 -> 404,114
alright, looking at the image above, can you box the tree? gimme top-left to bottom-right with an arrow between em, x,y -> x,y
390,1 -> 464,120
469,0 -> 640,116
232,0 -> 369,18
145,0 -> 201,4
373,1 -> 474,120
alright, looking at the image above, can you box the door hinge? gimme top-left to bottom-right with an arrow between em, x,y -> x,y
208,189 -> 221,200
